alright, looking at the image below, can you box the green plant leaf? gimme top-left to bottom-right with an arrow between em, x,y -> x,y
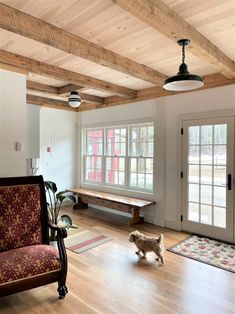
65,195 -> 76,203
56,191 -> 76,203
44,181 -> 57,193
60,214 -> 73,227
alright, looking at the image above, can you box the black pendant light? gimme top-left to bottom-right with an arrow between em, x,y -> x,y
68,91 -> 81,108
163,39 -> 204,91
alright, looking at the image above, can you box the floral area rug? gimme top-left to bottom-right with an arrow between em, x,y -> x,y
65,228 -> 111,254
168,235 -> 235,273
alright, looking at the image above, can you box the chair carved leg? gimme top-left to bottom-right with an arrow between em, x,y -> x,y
58,284 -> 68,299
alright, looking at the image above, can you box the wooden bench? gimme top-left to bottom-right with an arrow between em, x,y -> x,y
68,188 -> 155,226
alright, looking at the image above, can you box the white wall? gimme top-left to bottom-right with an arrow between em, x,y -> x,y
0,69 -> 27,177
0,69 -> 77,193
27,104 -> 40,158
39,107 -> 78,192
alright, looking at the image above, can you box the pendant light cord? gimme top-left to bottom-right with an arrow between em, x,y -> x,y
182,43 -> 185,64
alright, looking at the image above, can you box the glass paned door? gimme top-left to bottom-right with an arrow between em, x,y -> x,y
182,117 -> 234,242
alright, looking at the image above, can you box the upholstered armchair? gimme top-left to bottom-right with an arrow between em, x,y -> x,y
0,175 -> 68,299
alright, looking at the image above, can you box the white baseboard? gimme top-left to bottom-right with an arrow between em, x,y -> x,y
144,215 -> 164,227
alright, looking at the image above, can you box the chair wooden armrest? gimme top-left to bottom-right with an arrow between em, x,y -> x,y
48,221 -> 67,238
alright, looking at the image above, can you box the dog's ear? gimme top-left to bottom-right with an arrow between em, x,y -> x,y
129,232 -> 136,242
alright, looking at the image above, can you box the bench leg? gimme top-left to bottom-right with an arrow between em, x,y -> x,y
128,208 -> 144,226
73,197 -> 88,210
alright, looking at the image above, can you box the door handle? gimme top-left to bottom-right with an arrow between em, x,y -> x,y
227,174 -> 232,190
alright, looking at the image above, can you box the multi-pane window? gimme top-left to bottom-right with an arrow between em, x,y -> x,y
130,125 -> 154,190
83,123 -> 154,192
84,129 -> 103,183
106,127 -> 126,186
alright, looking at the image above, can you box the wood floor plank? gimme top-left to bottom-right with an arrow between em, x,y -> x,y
0,206 -> 234,314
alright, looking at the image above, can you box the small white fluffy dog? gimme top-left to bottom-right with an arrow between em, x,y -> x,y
129,230 -> 165,264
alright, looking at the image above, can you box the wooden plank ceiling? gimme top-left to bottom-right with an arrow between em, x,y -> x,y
0,0 -> 234,112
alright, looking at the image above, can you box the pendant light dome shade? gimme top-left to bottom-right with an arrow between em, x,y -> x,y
68,91 -> 81,108
163,39 -> 204,91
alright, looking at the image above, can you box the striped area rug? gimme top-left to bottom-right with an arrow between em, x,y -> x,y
65,229 -> 111,254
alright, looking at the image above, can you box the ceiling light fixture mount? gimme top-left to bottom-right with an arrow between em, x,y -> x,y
163,39 -> 204,92
68,91 -> 81,108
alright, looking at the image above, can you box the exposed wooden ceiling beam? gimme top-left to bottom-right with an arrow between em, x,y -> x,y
0,3 -> 167,85
106,73 -> 235,106
26,94 -> 107,112
57,84 -> 84,96
113,0 -> 235,79
27,80 -> 104,104
77,93 -> 104,105
0,62 -> 28,75
0,49 -> 136,98
27,80 -> 58,95
27,74 -> 235,111
26,94 -> 77,112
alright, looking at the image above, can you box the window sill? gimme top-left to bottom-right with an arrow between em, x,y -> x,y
81,181 -> 154,198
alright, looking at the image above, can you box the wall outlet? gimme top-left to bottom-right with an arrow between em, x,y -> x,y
15,142 -> 24,152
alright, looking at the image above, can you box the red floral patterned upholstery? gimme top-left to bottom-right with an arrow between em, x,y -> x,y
0,184 -> 42,252
0,245 -> 61,284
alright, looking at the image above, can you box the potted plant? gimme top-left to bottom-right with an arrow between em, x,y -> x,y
44,181 -> 77,241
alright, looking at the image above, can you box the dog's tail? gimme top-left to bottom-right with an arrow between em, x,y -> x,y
158,233 -> 164,244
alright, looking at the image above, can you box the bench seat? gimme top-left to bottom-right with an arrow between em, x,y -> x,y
68,188 -> 155,226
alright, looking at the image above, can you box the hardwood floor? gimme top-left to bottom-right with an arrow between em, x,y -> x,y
1,207 -> 234,314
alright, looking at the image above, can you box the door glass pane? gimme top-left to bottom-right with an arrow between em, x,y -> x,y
188,202 -> 199,222
214,166 -> 226,186
214,145 -> 226,165
201,125 -> 212,144
189,146 -> 199,164
214,207 -> 226,228
201,185 -> 212,205
201,146 -> 212,164
201,165 -> 212,184
214,186 -> 226,207
214,124 -> 227,145
189,126 -> 200,144
188,165 -> 199,183
189,184 -> 199,203
201,205 -> 212,225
